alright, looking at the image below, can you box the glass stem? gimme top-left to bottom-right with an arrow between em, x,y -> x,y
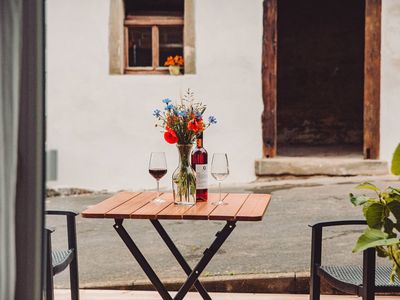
157,180 -> 160,198
219,182 -> 222,203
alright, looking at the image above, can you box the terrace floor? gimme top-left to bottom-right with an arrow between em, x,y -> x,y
55,290 -> 399,300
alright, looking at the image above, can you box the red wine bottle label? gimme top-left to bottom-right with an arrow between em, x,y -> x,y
195,164 -> 208,189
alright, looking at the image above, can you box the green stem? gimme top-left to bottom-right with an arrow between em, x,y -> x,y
389,245 -> 400,270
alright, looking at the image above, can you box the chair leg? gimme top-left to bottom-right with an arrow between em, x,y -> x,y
45,230 -> 54,300
362,248 -> 376,300
69,255 -> 79,300
310,226 -> 322,300
46,266 -> 54,300
362,289 -> 374,300
310,268 -> 321,300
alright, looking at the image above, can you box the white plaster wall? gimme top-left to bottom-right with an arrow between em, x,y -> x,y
46,0 -> 264,190
381,0 -> 400,166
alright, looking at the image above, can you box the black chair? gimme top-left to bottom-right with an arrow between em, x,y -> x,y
45,210 -> 79,300
310,220 -> 400,300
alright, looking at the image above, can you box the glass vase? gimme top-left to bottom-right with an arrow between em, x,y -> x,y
172,144 -> 196,205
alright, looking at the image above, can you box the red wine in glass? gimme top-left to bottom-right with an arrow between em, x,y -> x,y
149,152 -> 167,204
149,169 -> 167,180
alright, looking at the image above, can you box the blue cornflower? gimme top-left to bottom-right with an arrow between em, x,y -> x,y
153,109 -> 161,118
208,116 -> 217,124
165,104 -> 174,111
162,98 -> 172,104
177,111 -> 187,118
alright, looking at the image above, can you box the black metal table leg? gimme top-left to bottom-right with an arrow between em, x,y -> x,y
113,219 -> 173,300
174,221 -> 237,300
113,219 -> 237,300
151,219 -> 211,300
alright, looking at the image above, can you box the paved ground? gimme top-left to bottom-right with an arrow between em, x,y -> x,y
55,290 -> 399,300
47,175 -> 399,288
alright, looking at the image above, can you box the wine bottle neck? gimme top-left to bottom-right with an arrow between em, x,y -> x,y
196,137 -> 203,148
196,133 -> 203,148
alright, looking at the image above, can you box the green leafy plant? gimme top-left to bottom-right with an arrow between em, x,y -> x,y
392,143 -> 400,175
350,182 -> 400,283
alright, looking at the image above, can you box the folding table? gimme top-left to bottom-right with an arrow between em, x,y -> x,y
81,192 -> 271,300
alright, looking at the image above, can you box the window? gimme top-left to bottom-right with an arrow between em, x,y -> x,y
124,0 -> 184,74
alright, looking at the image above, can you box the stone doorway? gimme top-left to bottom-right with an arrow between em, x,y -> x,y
261,0 -> 381,160
277,0 -> 364,158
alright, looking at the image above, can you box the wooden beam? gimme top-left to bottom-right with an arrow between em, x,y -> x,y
261,0 -> 278,158
152,25 -> 159,69
125,16 -> 184,26
363,0 -> 381,159
124,26 -> 129,69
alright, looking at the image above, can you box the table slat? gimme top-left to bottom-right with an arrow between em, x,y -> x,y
105,192 -> 157,219
81,192 -> 141,218
81,192 -> 271,221
182,193 -> 228,220
235,194 -> 271,221
131,193 -> 174,219
157,199 -> 195,219
209,193 -> 250,220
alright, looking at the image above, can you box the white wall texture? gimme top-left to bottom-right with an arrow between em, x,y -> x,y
380,0 -> 400,164
47,0 -> 400,191
46,0 -> 264,191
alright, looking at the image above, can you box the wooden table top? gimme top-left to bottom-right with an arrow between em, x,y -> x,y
81,192 -> 271,221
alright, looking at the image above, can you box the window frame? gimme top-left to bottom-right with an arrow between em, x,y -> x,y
124,15 -> 184,74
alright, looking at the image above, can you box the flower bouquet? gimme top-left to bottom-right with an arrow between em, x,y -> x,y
153,90 -> 217,205
164,55 -> 184,75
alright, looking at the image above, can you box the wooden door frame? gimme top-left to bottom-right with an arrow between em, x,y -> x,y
261,0 -> 381,159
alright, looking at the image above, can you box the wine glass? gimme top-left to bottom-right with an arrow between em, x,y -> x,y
211,153 -> 229,206
149,152 -> 167,204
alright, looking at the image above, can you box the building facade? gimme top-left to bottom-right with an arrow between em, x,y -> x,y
46,0 -> 400,191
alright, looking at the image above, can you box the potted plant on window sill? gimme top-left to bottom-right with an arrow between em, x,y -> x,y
164,55 -> 184,75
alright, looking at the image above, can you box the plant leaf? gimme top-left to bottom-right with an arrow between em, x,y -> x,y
391,143 -> 400,175
350,193 -> 369,206
387,199 -> 400,222
356,182 -> 380,192
388,187 -> 400,197
383,218 -> 396,237
364,202 -> 385,229
353,228 -> 399,252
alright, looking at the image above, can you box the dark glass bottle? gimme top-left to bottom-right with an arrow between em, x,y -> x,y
191,132 -> 208,201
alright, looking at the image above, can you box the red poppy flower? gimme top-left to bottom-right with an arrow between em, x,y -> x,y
164,127 -> 178,144
187,119 -> 199,132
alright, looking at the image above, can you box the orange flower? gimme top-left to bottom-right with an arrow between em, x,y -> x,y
197,120 -> 205,132
164,56 -> 175,66
164,55 -> 184,66
174,55 -> 184,66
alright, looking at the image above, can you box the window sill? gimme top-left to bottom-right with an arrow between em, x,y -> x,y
124,67 -> 184,75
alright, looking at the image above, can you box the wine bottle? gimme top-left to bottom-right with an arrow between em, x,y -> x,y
191,132 -> 208,201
